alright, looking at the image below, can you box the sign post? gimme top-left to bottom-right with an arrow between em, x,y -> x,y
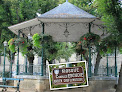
48,61 -> 88,90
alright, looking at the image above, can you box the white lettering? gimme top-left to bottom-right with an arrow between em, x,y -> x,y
70,78 -> 83,82
63,79 -> 70,82
68,73 -> 84,78
62,69 -> 65,73
61,67 -> 81,73
56,74 -> 67,78
54,79 -> 62,84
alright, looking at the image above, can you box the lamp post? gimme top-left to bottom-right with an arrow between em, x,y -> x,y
3,41 -> 7,78
88,23 -> 92,77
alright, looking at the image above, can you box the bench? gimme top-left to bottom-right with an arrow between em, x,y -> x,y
0,78 -> 24,92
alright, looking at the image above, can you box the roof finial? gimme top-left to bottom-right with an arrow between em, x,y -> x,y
66,0 -> 68,2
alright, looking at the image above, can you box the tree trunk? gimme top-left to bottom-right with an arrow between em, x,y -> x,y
28,56 -> 34,75
94,52 -> 102,76
48,60 -> 53,64
116,64 -> 122,92
83,54 -> 89,62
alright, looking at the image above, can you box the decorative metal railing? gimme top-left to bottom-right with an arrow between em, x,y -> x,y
0,64 -> 116,78
0,64 -> 49,77
95,66 -> 115,76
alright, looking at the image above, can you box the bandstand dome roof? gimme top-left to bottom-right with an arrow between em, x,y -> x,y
39,2 -> 95,19
8,1 -> 106,42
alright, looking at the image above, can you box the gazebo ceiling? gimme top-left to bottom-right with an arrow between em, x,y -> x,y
8,1 -> 106,42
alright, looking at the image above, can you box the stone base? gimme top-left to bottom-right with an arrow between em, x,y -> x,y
14,75 -> 49,92
14,76 -> 117,92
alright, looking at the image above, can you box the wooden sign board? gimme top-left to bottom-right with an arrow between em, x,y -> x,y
48,61 -> 88,90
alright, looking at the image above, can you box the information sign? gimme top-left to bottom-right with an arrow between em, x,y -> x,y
48,61 -> 88,90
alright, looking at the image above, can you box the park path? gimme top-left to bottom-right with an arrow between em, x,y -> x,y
0,88 -> 116,92
0,88 -> 35,92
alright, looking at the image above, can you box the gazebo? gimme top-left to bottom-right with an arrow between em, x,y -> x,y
8,0 -> 106,77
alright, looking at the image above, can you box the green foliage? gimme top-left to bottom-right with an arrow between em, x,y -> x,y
99,34 -> 120,55
55,42 -> 75,61
119,48 -> 122,54
32,32 -> 75,61
17,38 -> 28,56
44,42 -> 60,61
8,38 -> 16,53
93,0 -> 122,55
75,43 -> 87,55
75,33 -> 100,57
0,0 -> 60,56
0,0 -> 16,60
8,37 -> 28,56
32,33 -> 53,48
32,33 -> 42,48
33,38 -> 75,61
43,34 -> 52,42
96,0 -> 122,33
80,32 -> 100,47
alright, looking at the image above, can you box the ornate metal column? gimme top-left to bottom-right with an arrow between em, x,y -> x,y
2,41 -> 7,78
16,30 -> 20,75
115,46 -> 117,77
41,23 -> 45,76
88,23 -> 92,77
10,52 -> 13,78
22,33 -> 28,74
25,56 -> 28,74
106,54 -> 109,76
81,45 -> 82,61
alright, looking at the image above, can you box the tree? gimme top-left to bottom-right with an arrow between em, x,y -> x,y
83,0 -> 122,76
3,0 -> 60,74
96,0 -> 122,91
0,0 -> 16,60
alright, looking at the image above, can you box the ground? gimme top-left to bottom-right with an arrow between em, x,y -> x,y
0,88 -> 35,92
0,88 -> 116,92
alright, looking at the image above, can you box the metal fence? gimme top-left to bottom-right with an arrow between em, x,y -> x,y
0,64 -> 49,77
96,66 -> 115,77
0,64 -> 116,78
